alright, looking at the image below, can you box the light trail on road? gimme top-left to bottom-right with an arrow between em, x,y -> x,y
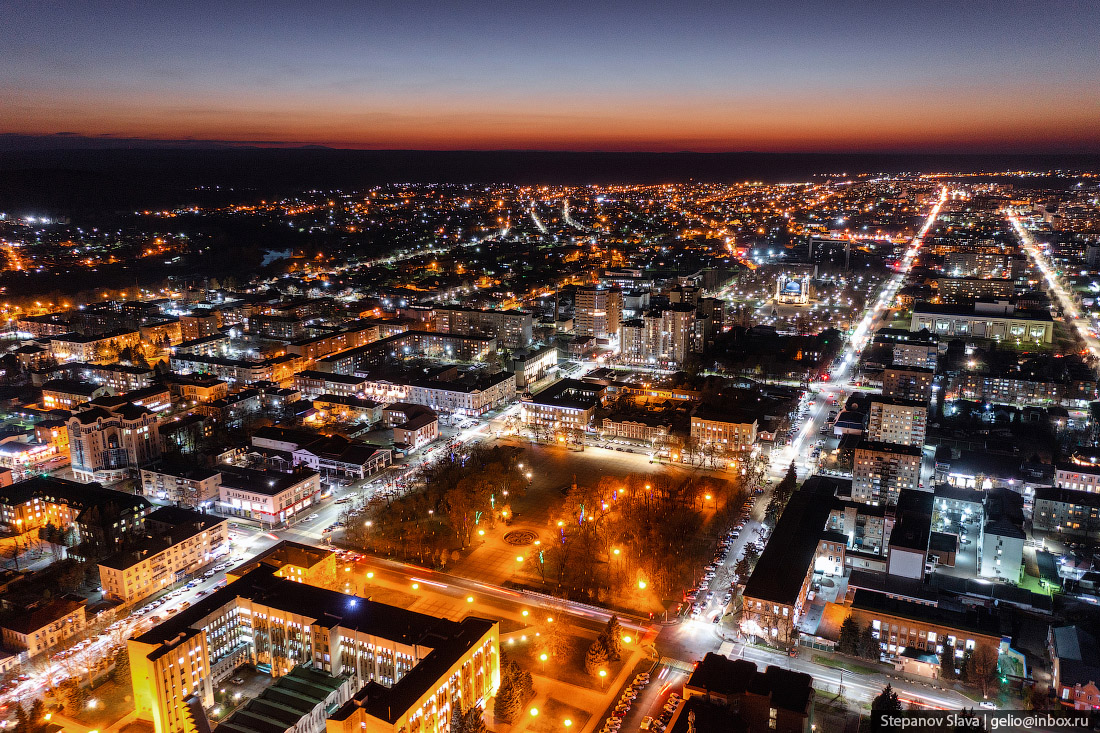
1006,209 -> 1100,362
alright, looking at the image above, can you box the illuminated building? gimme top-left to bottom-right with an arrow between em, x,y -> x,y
574,285 -> 622,340
67,402 -> 162,483
129,547 -> 498,733
98,506 -> 228,602
774,274 -> 810,305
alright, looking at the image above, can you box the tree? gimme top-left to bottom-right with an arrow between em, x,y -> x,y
28,700 -> 45,733
837,615 -> 860,656
584,637 -> 610,676
939,644 -> 957,680
870,684 -> 903,731
858,623 -> 880,661
449,699 -> 465,733
600,615 -> 624,662
964,645 -> 1000,699
110,647 -> 131,684
462,706 -> 488,733
13,703 -> 29,733
493,655 -> 530,724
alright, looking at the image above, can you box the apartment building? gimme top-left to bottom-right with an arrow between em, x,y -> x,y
98,507 -> 228,603
852,442 -> 921,505
432,306 -> 533,349
140,463 -> 223,505
882,366 -> 934,402
1,596 -> 87,657
574,286 -> 623,340
867,397 -> 927,447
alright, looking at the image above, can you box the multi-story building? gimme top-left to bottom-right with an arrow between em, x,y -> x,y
942,251 -> 1013,279
509,344 -> 558,389
128,552 -> 498,733
64,362 -> 157,392
910,301 -> 1053,344
432,306 -> 533,349
682,654 -> 814,733
1,596 -> 87,658
690,408 -> 758,451
218,467 -> 322,524
316,332 -> 493,374
852,442 -> 921,505
180,312 -> 222,341
600,415 -> 671,443
172,333 -> 230,357
618,304 -> 698,367
393,412 -> 440,452
291,436 -> 392,479
846,589 -> 1001,671
49,330 -> 141,362
740,489 -> 832,648
574,286 -> 622,340
0,476 -> 151,554
935,277 -> 1015,303
312,395 -> 384,425
98,506 -> 228,603
1049,626 -> 1100,710
140,463 -> 223,505
167,373 -> 230,404
288,321 -> 380,361
1055,454 -> 1100,493
41,379 -> 111,410
882,366 -> 934,402
67,402 -> 162,483
522,379 -> 605,432
867,397 -> 927,447
1033,486 -> 1100,538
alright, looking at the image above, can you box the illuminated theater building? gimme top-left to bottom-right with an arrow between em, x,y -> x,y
129,543 -> 498,733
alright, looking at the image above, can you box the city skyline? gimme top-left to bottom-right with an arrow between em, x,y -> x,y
3,0 -> 1100,153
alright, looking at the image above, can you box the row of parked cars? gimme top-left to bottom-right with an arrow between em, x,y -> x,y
601,671 -> 649,733
640,688 -> 681,731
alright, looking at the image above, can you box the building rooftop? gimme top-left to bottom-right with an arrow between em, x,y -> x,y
219,467 -> 319,497
2,595 -> 86,636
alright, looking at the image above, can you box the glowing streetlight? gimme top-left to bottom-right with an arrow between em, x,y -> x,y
466,596 -> 474,603
638,580 -> 647,590
530,708 -> 539,717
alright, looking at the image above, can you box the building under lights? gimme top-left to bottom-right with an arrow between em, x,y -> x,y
128,542 -> 499,733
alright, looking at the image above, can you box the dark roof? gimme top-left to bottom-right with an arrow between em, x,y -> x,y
684,653 -> 813,715
929,531 -> 959,553
850,589 -> 1001,638
857,440 -> 921,456
41,379 -> 103,396
2,596 -> 86,635
912,302 -> 1052,321
219,466 -> 319,496
295,370 -> 368,385
1051,626 -> 1100,687
1034,485 -> 1100,509
396,413 -> 438,431
742,482 -> 833,606
0,475 -> 151,516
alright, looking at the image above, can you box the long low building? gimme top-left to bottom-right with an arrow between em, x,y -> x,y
1033,486 -> 1100,539
128,550 -> 498,733
910,301 -> 1053,344
316,331 -> 496,374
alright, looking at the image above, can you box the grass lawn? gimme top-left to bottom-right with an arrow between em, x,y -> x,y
1017,571 -> 1053,596
361,585 -> 419,607
505,634 -> 623,690
812,654 -> 880,677
71,678 -> 134,729
527,696 -> 593,733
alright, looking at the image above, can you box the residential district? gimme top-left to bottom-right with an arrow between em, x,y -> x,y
0,173 -> 1099,732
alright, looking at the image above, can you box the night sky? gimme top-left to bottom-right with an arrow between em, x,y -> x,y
3,0 -> 1099,152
